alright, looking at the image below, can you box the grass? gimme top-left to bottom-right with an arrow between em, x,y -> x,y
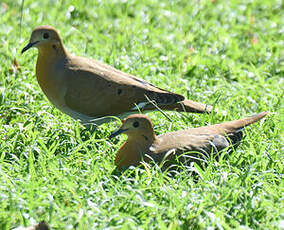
0,0 -> 283,229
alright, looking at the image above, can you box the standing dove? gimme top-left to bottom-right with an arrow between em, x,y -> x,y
21,26 -> 213,126
109,112 -> 268,170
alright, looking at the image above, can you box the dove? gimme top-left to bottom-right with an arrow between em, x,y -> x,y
109,112 -> 268,170
21,26 -> 213,126
12,221 -> 49,230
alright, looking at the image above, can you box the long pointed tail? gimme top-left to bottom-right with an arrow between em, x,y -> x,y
159,99 -> 213,113
213,111 -> 269,133
227,111 -> 268,129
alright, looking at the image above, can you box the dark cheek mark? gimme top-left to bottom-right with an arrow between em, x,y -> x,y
142,135 -> 148,141
117,89 -> 122,95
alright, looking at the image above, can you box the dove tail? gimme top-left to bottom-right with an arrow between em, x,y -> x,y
159,99 -> 213,113
210,111 -> 269,135
230,111 -> 269,130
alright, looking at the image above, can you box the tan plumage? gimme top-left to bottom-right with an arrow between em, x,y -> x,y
21,26 -> 213,125
109,112 -> 268,170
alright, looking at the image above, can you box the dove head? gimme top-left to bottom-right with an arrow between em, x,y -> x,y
21,25 -> 66,56
110,114 -> 156,141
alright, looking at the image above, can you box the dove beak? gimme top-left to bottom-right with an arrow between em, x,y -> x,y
109,128 -> 129,138
21,41 -> 39,54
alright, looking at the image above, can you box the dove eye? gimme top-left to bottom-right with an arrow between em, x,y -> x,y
43,33 -> 49,39
133,121 -> 139,128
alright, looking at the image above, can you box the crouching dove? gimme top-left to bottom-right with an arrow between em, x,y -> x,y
109,112 -> 268,170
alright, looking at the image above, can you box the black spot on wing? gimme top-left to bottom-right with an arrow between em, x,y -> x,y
227,130 -> 244,146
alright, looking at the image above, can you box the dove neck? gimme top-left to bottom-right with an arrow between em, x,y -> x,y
128,133 -> 156,143
115,134 -> 157,169
38,41 -> 68,59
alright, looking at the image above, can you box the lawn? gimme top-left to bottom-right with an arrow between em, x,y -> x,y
0,0 -> 283,229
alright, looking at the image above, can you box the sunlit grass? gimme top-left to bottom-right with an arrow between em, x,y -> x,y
0,0 -> 283,229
